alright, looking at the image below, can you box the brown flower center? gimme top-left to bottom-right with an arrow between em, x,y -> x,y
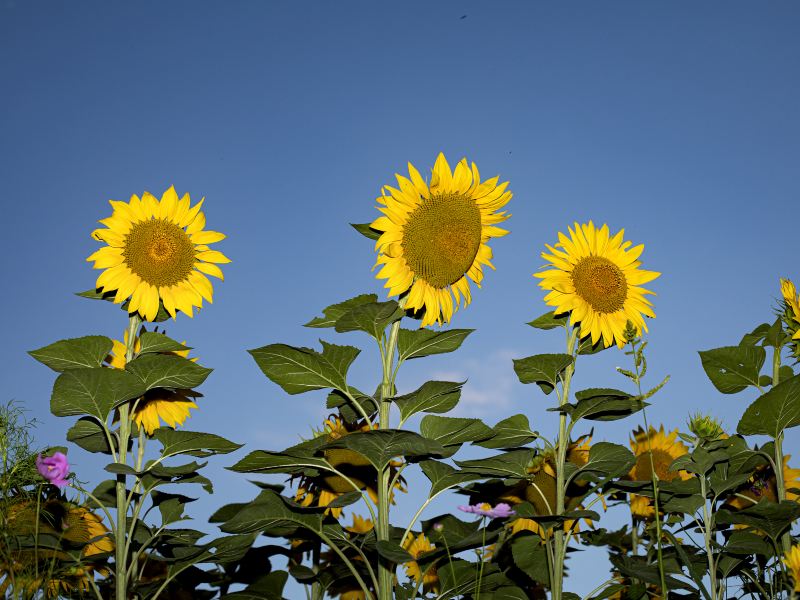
401,193 -> 482,289
123,219 -> 195,287
571,256 -> 627,314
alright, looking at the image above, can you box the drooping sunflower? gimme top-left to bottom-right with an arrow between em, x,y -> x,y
294,416 -> 406,518
403,532 -> 439,593
780,278 -> 800,358
724,454 -> 800,510
627,425 -> 691,520
106,330 -> 199,434
371,153 -> 511,327
784,545 -> 800,592
535,222 -> 660,348
87,186 -> 229,321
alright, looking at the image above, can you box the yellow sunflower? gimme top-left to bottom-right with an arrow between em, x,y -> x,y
87,185 -> 229,321
780,278 -> 800,357
345,514 -> 374,534
784,545 -> 800,592
725,454 -> 800,510
535,222 -> 660,348
403,532 -> 439,593
627,425 -> 691,520
106,330 -> 199,435
294,416 -> 406,518
371,153 -> 511,327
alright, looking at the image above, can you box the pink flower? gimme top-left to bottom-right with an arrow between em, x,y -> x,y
457,502 -> 515,519
36,452 -> 70,488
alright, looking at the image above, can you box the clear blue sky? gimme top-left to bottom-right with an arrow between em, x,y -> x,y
2,2 -> 799,596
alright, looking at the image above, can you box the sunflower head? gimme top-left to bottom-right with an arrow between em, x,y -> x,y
106,330 -> 199,435
628,425 -> 690,483
403,532 -> 439,593
725,454 -> 800,510
535,222 -> 660,348
294,416 -> 406,518
87,186 -> 229,322
371,153 -> 511,327
784,545 -> 800,593
780,278 -> 800,358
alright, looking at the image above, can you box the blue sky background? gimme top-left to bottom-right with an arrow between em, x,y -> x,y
2,2 -> 799,596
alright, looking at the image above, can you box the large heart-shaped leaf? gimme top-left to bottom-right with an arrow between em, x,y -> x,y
698,346 -> 765,394
249,342 -> 359,395
51,367 -> 145,421
737,374 -> 800,438
30,336 -> 113,372
396,328 -> 473,361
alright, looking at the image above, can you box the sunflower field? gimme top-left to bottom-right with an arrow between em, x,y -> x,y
4,147 -> 799,600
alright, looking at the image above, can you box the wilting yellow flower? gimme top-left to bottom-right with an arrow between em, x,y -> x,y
403,532 -> 439,593
784,545 -> 800,592
106,331 -> 199,434
87,186 -> 229,321
294,416 -> 406,518
535,222 -> 660,348
627,426 -> 691,520
371,153 -> 511,327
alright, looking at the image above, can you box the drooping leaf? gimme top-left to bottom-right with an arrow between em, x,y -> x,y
512,353 -> 573,395
334,300 -> 404,340
153,429 -> 242,459
456,449 -> 535,478
419,415 -> 493,448
228,450 -> 331,476
394,380 -> 463,422
560,388 -> 646,422
249,342 -> 359,395
396,328 -> 473,361
698,346 -> 765,394
29,335 -> 113,372
572,443 -> 635,481
304,294 -> 378,328
326,387 -> 378,422
716,500 -> 800,540
376,540 -> 413,563
322,429 -> 445,470
475,414 -> 538,449
51,367 -> 145,421
220,489 -> 323,535
66,417 -> 117,454
737,373 -> 800,438
126,353 -> 212,390
137,332 -> 190,355
511,533 -> 550,585
419,460 -> 484,497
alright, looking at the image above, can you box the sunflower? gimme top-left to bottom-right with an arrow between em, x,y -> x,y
784,545 -> 800,592
403,532 -> 439,593
535,222 -> 660,348
87,186 -> 229,321
627,426 -> 691,520
106,330 -> 199,435
780,278 -> 800,358
371,153 -> 511,327
294,416 -> 406,518
345,514 -> 374,534
725,454 -> 800,510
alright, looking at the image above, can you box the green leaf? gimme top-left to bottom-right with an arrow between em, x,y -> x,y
698,346 -> 765,394
304,294 -> 378,328
334,300 -> 404,339
326,387 -> 378,422
220,490 -> 323,535
51,367 -> 145,421
396,328 -> 473,361
322,429 -> 445,470
151,491 -> 196,525
572,442 -> 635,481
737,373 -> 800,438
456,449 -> 535,478
562,388 -> 646,422
350,222 -> 382,241
66,417 -> 117,454
511,533 -> 550,585
512,353 -> 573,394
137,332 -> 190,355
715,500 -> 800,540
394,381 -> 463,422
248,342 -> 359,395
419,415 -> 493,449
419,460 -> 484,497
724,531 -> 774,556
126,354 -> 211,390
577,337 -> 612,356
29,336 -> 113,372
739,323 -> 771,347
227,450 -> 331,475
526,311 -> 568,330
475,414 -> 538,449
153,429 -> 242,459
375,540 -> 413,563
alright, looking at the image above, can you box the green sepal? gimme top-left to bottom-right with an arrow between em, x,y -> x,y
526,311 -> 568,330
737,373 -> 800,437
394,380 -> 463,422
698,346 -> 765,394
304,294 -> 378,328
350,222 -> 382,241
29,335 -> 113,372
248,341 -> 359,395
396,328 -> 473,361
51,366 -> 145,421
512,353 -> 574,395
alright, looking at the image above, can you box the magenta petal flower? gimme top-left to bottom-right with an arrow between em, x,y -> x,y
458,502 -> 515,519
36,452 -> 70,488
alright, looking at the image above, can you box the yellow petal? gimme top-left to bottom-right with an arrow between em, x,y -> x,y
196,250 -> 231,264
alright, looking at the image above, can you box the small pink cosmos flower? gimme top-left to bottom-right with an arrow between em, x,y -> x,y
457,502 -> 515,519
36,452 -> 70,488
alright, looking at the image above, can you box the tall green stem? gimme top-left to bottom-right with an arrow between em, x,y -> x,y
700,476 -> 718,600
377,316 -> 402,600
770,345 -> 792,556
116,314 -> 141,600
551,326 -> 578,600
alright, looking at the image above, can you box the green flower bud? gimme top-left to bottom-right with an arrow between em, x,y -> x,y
687,413 -> 724,441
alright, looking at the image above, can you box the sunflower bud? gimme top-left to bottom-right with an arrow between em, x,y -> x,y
623,320 -> 638,343
688,413 -> 725,441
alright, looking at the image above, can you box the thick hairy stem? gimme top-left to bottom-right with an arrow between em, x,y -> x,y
377,315 -> 402,600
116,314 -> 141,600
700,477 -> 718,600
551,327 -> 578,600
